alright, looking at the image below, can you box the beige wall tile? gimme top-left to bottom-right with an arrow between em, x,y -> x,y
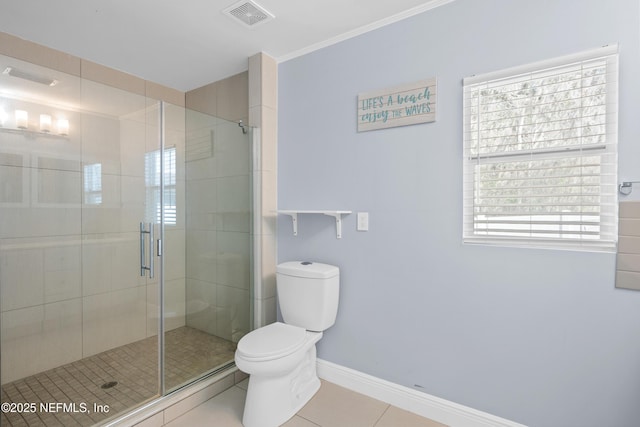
1,299 -> 83,383
43,239 -> 82,304
619,218 -> 640,237
146,81 -> 185,106
187,72 -> 249,122
184,278 -> 217,335
261,210 -> 277,240
248,52 -> 277,328
217,72 -> 249,123
261,106 -> 277,172
0,31 -> 80,76
617,253 -> 640,273
1,240 -> 46,311
260,296 -> 277,325
249,105 -> 261,127
1,203 -> 81,239
260,54 -> 277,110
619,201 -> 640,218
261,234 -> 277,299
164,278 -> 187,331
81,59 -> 145,95
616,270 -> 640,291
146,283 -> 161,337
248,52 -> 277,111
248,53 -> 262,110
618,236 -> 640,254
82,286 -> 147,356
186,81 -> 218,116
617,202 -> 640,290
261,169 -> 277,220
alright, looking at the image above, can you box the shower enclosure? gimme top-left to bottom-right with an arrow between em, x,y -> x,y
0,55 -> 254,426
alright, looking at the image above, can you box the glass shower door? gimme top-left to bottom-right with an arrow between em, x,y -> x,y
77,81 -> 163,412
0,55 -> 163,426
161,108 -> 253,393
0,53 -> 254,426
0,57 -> 86,392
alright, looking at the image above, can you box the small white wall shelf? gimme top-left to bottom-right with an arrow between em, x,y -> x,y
278,210 -> 352,239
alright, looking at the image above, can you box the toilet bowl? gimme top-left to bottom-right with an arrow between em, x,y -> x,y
235,322 -> 321,375
235,261 -> 340,427
235,323 -> 323,427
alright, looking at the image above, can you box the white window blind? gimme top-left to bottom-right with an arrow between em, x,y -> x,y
463,46 -> 618,251
145,146 -> 177,226
83,163 -> 102,205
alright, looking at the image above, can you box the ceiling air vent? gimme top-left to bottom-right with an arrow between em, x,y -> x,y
223,0 -> 274,28
3,67 -> 58,86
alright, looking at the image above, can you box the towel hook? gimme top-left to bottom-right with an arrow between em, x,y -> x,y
619,181 -> 640,196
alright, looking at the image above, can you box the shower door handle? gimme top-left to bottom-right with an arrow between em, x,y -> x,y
140,222 -> 154,278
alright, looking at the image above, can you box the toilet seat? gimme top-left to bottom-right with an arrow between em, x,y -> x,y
237,322 -> 307,361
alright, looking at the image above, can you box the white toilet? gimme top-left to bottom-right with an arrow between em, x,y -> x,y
235,261 -> 340,427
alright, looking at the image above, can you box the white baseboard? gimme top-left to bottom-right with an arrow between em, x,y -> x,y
316,359 -> 526,427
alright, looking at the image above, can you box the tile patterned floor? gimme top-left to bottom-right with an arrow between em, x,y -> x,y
165,379 -> 448,427
1,327 -> 236,427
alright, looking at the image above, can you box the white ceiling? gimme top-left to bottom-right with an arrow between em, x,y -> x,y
0,0 -> 452,92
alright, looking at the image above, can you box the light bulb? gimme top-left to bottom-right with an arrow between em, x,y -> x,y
57,118 -> 69,136
0,108 -> 7,127
40,114 -> 51,133
15,110 -> 28,129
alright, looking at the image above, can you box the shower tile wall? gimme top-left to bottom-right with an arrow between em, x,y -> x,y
81,82 -> 155,359
185,74 -> 251,343
150,101 -> 188,336
0,33 -> 187,385
0,66 -> 84,382
248,52 -> 278,328
616,201 -> 640,290
184,111 -> 251,343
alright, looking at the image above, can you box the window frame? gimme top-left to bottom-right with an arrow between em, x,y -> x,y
462,46 -> 619,252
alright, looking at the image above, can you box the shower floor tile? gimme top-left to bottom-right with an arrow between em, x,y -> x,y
1,326 -> 236,427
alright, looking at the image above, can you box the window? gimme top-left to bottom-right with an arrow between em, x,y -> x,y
463,46 -> 618,251
145,146 -> 177,226
83,163 -> 102,205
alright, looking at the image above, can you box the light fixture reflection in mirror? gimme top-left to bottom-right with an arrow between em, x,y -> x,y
0,107 -> 70,137
40,114 -> 51,133
57,118 -> 69,136
15,110 -> 27,129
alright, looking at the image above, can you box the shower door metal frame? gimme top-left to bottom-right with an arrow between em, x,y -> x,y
158,101 -> 166,395
140,100 -> 167,396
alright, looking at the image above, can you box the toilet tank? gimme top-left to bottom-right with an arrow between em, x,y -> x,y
276,261 -> 339,332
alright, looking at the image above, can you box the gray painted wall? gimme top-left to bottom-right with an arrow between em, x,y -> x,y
277,1 -> 640,426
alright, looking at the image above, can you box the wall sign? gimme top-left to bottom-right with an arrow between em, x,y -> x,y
357,77 -> 436,132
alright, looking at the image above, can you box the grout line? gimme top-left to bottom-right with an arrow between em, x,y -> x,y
292,414 -> 322,427
1,326 -> 237,426
372,404 -> 392,427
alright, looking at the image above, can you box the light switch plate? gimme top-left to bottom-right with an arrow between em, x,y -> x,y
357,212 -> 369,231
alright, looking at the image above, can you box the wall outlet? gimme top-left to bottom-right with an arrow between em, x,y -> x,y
357,212 -> 369,231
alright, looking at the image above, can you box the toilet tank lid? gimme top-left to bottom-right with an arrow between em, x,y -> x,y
277,261 -> 339,279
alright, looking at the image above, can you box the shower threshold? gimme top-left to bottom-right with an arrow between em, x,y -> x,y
1,326 -> 237,427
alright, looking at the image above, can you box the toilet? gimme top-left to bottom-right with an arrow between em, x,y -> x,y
235,261 -> 340,427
